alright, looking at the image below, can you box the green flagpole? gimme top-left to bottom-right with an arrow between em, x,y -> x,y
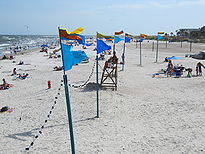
140,41 -> 142,66
58,27 -> 75,154
152,41 -> 154,52
136,39 -> 138,48
156,39 -> 159,63
122,36 -> 126,70
96,34 -> 99,118
190,40 -> 192,52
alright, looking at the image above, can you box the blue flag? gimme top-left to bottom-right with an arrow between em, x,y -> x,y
157,35 -> 164,40
125,37 -> 131,43
139,38 -> 144,42
114,36 -> 124,43
97,39 -> 111,54
61,43 -> 87,71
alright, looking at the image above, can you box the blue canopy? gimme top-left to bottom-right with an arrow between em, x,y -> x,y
41,44 -> 49,47
167,56 -> 182,60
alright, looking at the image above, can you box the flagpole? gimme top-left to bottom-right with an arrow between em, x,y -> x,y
152,41 -> 154,52
136,39 -> 138,48
113,41 -> 116,56
58,27 -> 75,154
190,40 -> 192,52
96,34 -> 99,118
122,36 -> 126,70
156,39 -> 159,63
140,41 -> 142,66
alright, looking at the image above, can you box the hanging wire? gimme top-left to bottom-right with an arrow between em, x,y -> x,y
25,80 -> 64,151
68,60 -> 96,88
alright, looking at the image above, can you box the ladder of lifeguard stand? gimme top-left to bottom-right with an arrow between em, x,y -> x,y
100,59 -> 118,90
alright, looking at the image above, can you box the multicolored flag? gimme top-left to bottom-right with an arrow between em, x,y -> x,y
97,32 -> 114,39
59,28 -> 85,45
60,27 -> 84,34
97,39 -> 111,54
115,30 -> 124,35
114,36 -> 124,43
157,35 -> 164,40
61,43 -> 87,71
140,34 -> 148,38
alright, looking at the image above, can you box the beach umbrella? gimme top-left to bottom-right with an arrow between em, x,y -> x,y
167,56 -> 182,60
41,44 -> 49,47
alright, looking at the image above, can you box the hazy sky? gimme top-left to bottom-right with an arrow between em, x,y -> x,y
0,0 -> 205,35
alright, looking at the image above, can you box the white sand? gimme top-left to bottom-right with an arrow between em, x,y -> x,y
0,41 -> 205,154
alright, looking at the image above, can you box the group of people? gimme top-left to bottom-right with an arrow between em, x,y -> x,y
166,60 -> 204,77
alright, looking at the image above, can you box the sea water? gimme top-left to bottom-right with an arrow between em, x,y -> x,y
0,35 -> 59,53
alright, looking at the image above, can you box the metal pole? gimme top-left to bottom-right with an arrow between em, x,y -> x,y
140,41 -> 142,66
136,40 -> 138,48
166,40 -> 168,48
63,74 -> 76,154
181,41 -> 183,48
190,41 -> 192,52
122,42 -> 125,70
113,43 -> 116,56
58,27 -> 75,154
156,39 -> 159,62
96,54 -> 99,118
152,42 -> 154,51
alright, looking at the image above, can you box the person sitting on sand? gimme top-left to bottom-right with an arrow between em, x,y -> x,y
18,60 -> 24,65
53,66 -> 63,71
186,68 -> 193,77
164,57 -> 168,62
0,79 -> 9,90
11,68 -> 17,76
18,73 -> 29,80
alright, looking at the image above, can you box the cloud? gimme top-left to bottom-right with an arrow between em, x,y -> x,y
107,0 -> 205,10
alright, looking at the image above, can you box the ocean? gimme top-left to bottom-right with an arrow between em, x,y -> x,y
0,35 -> 59,55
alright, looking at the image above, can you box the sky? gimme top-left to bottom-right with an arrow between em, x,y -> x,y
0,0 -> 205,35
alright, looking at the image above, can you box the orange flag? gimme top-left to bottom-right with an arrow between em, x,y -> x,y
115,30 -> 124,35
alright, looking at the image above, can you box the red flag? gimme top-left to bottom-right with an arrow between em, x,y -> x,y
115,30 -> 124,35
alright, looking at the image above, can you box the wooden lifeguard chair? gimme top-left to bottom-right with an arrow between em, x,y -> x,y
100,54 -> 118,90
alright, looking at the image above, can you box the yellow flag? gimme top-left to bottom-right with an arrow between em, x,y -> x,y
158,32 -> 164,34
97,32 -> 114,39
70,27 -> 84,34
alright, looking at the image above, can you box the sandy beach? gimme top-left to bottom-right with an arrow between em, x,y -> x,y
1,41 -> 205,154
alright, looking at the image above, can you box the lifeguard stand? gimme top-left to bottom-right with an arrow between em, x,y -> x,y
100,54 -> 118,90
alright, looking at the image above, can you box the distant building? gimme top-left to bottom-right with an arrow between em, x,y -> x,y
176,28 -> 200,37
176,26 -> 205,39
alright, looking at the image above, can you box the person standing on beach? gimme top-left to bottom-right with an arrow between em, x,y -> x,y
196,62 -> 205,76
167,60 -> 173,77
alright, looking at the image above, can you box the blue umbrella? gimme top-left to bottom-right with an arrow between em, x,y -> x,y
41,44 -> 49,47
167,56 -> 182,60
